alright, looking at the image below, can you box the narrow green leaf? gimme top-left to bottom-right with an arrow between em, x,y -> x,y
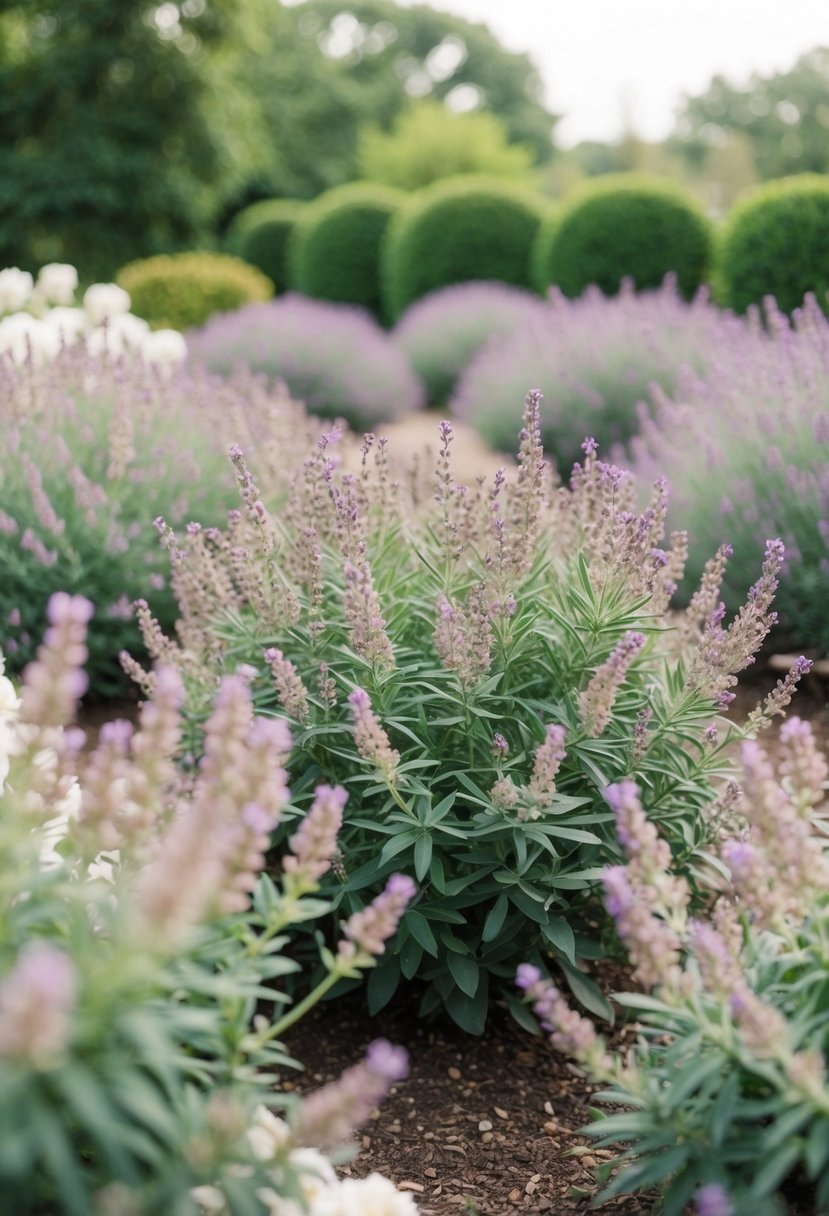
414,833 -> 433,881
482,893 -> 509,943
405,910 -> 439,956
447,952 -> 480,997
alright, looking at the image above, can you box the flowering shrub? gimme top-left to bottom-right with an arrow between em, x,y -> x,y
0,263 -> 187,369
125,396 -> 801,1032
631,293 -> 829,652
117,251 -> 274,331
187,295 -> 426,428
451,279 -> 731,471
0,596 -> 418,1214
391,281 -> 548,404
0,344 -> 316,694
519,715 -> 829,1216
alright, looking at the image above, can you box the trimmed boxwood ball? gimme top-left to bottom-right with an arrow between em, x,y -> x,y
288,182 -> 405,317
225,198 -> 305,292
117,251 -> 273,330
382,175 -> 548,320
533,174 -> 713,300
717,174 -> 829,315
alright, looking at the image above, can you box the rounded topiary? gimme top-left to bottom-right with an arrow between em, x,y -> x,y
532,174 -> 713,300
117,252 -> 273,330
288,183 -> 405,318
382,175 -> 548,320
717,174 -> 829,315
225,199 -> 305,292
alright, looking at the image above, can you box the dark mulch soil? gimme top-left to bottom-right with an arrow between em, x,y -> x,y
282,985 -> 652,1216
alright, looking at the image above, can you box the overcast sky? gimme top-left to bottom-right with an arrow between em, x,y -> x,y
395,0 -> 829,146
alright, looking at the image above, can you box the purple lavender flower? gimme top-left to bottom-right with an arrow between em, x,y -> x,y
694,1183 -> 734,1216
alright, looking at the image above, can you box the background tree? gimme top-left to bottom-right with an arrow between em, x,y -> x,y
357,99 -> 535,190
0,0 -> 234,279
211,0 -> 558,218
671,48 -> 829,182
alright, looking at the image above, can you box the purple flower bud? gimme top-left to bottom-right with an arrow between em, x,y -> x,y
365,1039 -> 409,1083
515,963 -> 542,991
695,1183 -> 733,1216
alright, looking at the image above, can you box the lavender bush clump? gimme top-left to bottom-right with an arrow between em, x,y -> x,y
451,277 -> 736,471
631,292 -> 829,652
0,597 -> 417,1214
0,342 -> 317,694
519,721 -> 829,1214
391,281 -> 548,404
187,294 -> 426,429
124,395 -> 799,1032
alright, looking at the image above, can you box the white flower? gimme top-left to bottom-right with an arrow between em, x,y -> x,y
36,263 -> 78,307
110,312 -> 150,350
83,282 -> 131,325
0,313 -> 60,365
44,307 -> 88,346
0,267 -> 34,313
256,1149 -> 339,1216
312,1173 -> 420,1216
247,1106 -> 291,1161
190,1184 -> 229,1214
85,324 -> 127,360
141,327 -> 187,368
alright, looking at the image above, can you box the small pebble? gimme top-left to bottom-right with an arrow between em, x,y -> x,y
478,1120 -> 493,1132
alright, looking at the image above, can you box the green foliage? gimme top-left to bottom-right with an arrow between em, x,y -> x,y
225,199 -> 305,293
717,174 -> 829,315
382,176 -> 547,319
522,724 -> 829,1215
117,251 -> 273,331
358,100 -> 535,191
673,47 -> 829,181
0,0 -> 232,281
0,624 -> 399,1213
204,0 -> 556,211
289,183 -> 404,317
532,174 -> 713,300
143,403 -> 762,1031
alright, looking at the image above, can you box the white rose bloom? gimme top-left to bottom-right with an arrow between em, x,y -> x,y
248,1107 -> 291,1160
83,282 -> 131,325
85,324 -> 126,360
110,312 -> 150,350
37,263 -> 78,306
44,307 -> 88,346
0,266 -> 34,313
0,313 -> 60,365
141,327 -> 187,368
311,1174 -> 420,1216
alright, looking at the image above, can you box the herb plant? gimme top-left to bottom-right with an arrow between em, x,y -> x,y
129,396 -> 795,1032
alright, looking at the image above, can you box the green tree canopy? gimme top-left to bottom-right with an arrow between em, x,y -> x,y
671,48 -> 829,181
0,0 -> 233,279
211,0 -> 557,215
358,99 -> 535,190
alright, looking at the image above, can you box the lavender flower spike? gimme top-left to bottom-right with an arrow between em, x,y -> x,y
579,632 -> 646,737
283,783 -> 348,888
291,1039 -> 409,1149
348,687 -> 400,780
339,873 -> 416,961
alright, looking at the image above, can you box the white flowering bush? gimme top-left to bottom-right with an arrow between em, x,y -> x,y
0,262 -> 187,369
123,395 -> 806,1031
0,595 -> 419,1215
519,719 -> 829,1216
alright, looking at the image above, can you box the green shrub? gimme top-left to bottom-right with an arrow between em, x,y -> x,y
718,173 -> 829,315
382,175 -> 548,320
131,399 -> 783,1032
117,251 -> 273,330
289,183 -> 405,318
225,198 -> 305,291
532,174 -> 713,300
0,604 -> 413,1213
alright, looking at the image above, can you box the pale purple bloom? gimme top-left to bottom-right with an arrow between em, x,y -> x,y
695,1183 -> 733,1216
339,873 -> 416,960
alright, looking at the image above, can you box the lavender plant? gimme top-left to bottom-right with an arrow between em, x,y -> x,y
0,344 -> 316,694
125,395 -> 800,1032
518,716 -> 829,1216
631,292 -> 829,652
391,281 -> 548,404
451,278 -> 734,471
0,595 -> 418,1215
186,295 -> 426,429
